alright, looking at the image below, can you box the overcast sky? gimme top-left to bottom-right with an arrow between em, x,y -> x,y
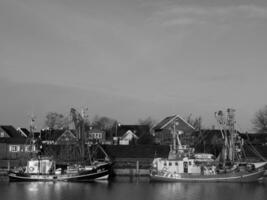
1,0 -> 267,131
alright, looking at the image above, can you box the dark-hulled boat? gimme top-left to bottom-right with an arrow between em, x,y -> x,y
8,108 -> 112,182
8,157 -> 111,182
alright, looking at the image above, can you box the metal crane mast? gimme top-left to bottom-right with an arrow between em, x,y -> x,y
70,108 -> 86,161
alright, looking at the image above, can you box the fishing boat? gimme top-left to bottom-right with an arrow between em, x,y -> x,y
8,108 -> 112,182
150,109 -> 266,183
8,155 -> 111,182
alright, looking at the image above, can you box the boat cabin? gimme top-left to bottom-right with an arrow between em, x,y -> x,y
26,157 -> 55,174
152,155 -> 217,175
153,157 -> 200,174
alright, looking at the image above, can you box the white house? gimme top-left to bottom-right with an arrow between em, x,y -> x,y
119,130 -> 139,145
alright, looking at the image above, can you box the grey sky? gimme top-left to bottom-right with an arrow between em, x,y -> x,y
1,0 -> 267,131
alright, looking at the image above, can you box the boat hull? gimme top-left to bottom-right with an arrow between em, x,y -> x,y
8,163 -> 111,182
150,170 -> 265,183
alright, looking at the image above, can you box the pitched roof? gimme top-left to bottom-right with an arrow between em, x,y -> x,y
117,125 -> 150,138
153,115 -> 195,132
17,127 -> 31,137
0,125 -> 24,138
121,130 -> 139,140
40,129 -> 65,141
40,129 -> 77,143
56,130 -> 78,144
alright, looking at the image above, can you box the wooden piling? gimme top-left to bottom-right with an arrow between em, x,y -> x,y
136,160 -> 139,176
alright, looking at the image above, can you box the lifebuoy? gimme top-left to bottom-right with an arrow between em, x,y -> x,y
29,167 -> 34,172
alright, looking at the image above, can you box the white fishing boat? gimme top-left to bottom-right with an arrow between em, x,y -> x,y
150,109 -> 266,183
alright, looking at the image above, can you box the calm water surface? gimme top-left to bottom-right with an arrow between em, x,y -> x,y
0,177 -> 267,200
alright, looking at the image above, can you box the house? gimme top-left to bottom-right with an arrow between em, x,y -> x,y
56,129 -> 78,145
152,115 -> 195,145
87,129 -> 106,144
115,125 -> 150,145
0,125 -> 36,160
40,128 -> 78,145
119,130 -> 139,145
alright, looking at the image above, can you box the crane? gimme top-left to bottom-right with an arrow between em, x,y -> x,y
70,108 -> 86,161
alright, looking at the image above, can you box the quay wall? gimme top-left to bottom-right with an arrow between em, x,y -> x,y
0,169 -> 8,182
104,145 -> 169,176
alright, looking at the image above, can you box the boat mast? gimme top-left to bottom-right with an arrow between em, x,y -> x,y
227,108 -> 236,162
169,120 -> 183,159
215,108 -> 236,164
70,108 -> 86,162
29,114 -> 36,143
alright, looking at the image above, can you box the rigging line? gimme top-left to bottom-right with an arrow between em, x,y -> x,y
241,145 -> 247,161
250,145 -> 267,161
245,133 -> 267,161
194,130 -> 209,148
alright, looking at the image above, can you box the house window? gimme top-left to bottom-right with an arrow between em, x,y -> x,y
9,145 -> 20,152
164,162 -> 167,166
25,145 -> 35,152
189,161 -> 192,166
169,162 -> 172,166
175,162 -> 178,166
0,132 -> 5,137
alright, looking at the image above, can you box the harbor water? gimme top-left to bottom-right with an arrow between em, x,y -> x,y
0,177 -> 267,200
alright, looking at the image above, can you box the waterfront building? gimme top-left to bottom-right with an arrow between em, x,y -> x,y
87,129 -> 106,144
115,125 -> 150,145
152,115 -> 195,145
0,125 -> 35,167
40,128 -> 77,145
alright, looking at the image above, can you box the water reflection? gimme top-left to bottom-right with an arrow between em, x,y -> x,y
0,177 -> 266,200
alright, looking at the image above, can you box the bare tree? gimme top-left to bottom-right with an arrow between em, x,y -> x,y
92,115 -> 116,130
138,116 -> 156,129
186,114 -> 202,130
252,105 -> 267,133
44,112 -> 69,129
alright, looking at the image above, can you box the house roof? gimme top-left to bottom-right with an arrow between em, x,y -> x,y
121,130 -> 139,140
17,127 -> 31,137
153,115 -> 195,132
0,125 -> 25,138
40,129 -> 66,141
56,130 -> 78,144
40,129 -> 77,142
117,125 -> 150,138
